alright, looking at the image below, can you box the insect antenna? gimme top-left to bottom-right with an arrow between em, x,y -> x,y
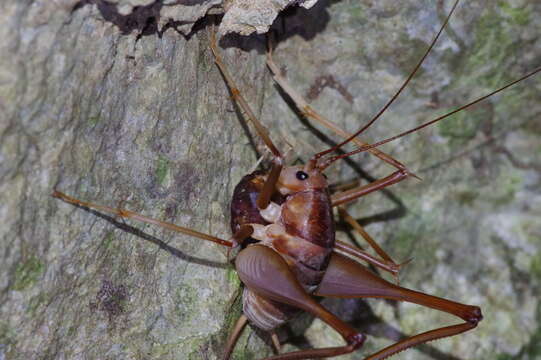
312,0 -> 461,164
320,66 -> 541,169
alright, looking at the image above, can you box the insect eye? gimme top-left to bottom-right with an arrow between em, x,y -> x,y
296,171 -> 309,181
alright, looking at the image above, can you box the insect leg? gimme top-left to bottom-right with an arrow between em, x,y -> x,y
270,332 -> 281,354
210,30 -> 281,159
266,48 -> 415,177
223,314 -> 249,360
337,207 -> 396,265
331,170 -> 408,207
334,240 -> 400,277
315,253 -> 482,360
209,30 -> 283,209
235,245 -> 366,359
336,207 -> 406,283
52,190 -> 234,247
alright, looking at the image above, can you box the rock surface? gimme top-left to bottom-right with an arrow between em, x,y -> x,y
220,0 -> 319,36
1,1 -> 540,360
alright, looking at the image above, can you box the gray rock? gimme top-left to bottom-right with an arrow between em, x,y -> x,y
220,0 -> 319,36
1,1 -> 540,360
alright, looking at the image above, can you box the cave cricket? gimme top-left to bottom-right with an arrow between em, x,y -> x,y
53,0 -> 541,358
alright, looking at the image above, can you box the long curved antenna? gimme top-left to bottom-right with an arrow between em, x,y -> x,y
321,66 -> 541,168
313,0 -> 461,161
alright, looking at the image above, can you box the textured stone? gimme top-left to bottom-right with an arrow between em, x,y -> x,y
78,0 -> 321,36
220,0 -> 319,36
1,1 -> 540,360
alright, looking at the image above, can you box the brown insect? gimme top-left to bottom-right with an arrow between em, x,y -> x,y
52,1 -> 540,359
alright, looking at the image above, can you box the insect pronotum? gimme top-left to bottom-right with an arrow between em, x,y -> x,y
51,0 -> 540,360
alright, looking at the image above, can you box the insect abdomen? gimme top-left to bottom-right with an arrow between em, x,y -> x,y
281,190 -> 335,251
230,171 -> 285,235
242,289 -> 299,331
